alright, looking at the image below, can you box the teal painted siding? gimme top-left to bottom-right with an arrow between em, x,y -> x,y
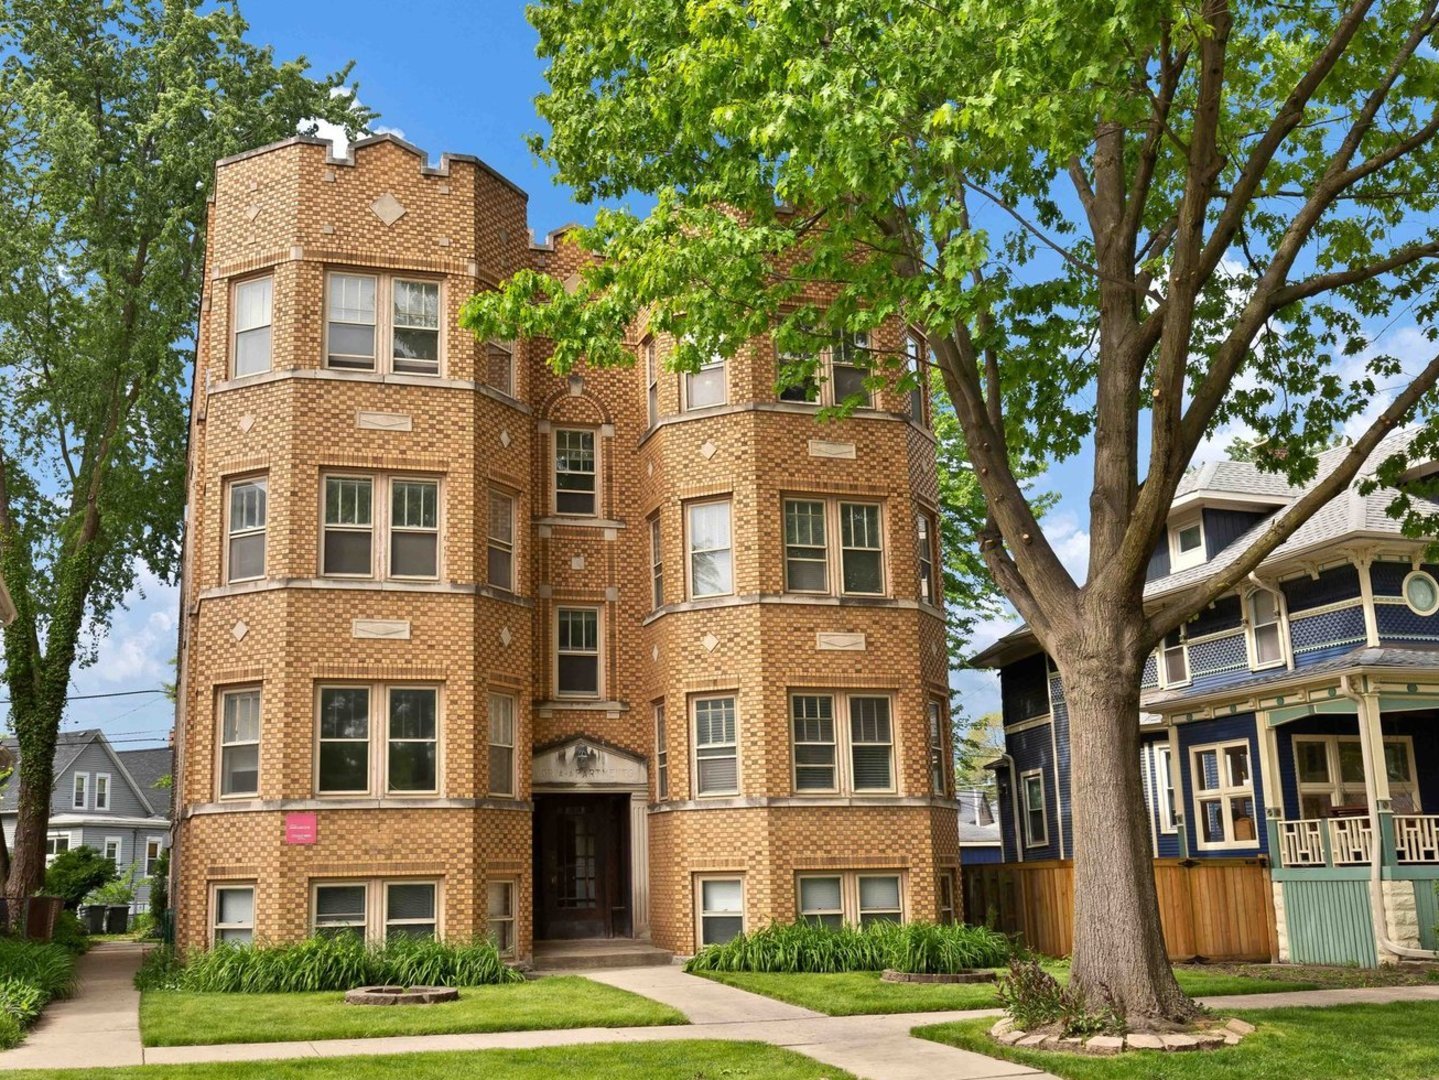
1284,879 -> 1377,966
1417,880 -> 1439,952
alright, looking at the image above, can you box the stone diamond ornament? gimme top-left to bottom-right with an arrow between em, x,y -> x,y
370,192 -> 407,226
500,626 -> 512,647
701,632 -> 719,653
699,441 -> 718,460
238,414 -> 255,433
499,428 -> 511,448
231,620 -> 248,641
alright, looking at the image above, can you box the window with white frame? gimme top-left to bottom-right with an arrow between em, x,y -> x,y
72,773 -> 88,811
487,338 -> 515,396
789,692 -> 894,793
220,688 -> 261,797
326,272 -> 441,376
45,834 -> 71,865
103,837 -> 122,864
488,880 -> 516,955
311,879 -> 438,942
321,474 -> 440,579
928,699 -> 947,795
487,489 -> 515,591
687,500 -> 733,597
776,332 -> 874,406
1021,770 -> 1048,847
94,773 -> 111,811
316,685 -> 439,795
227,477 -> 267,582
555,607 -> 601,698
1247,589 -> 1285,668
917,510 -> 939,604
693,695 -> 738,796
782,498 -> 886,596
831,332 -> 872,404
554,429 -> 597,516
212,884 -> 254,946
904,333 -> 928,424
644,338 -> 659,426
145,838 -> 164,876
1168,515 -> 1205,571
487,693 -> 516,798
1191,740 -> 1257,848
696,876 -> 744,946
655,702 -> 669,799
684,354 -> 727,410
798,871 -> 904,928
1403,570 -> 1439,616
232,276 -> 273,377
1153,744 -> 1177,833
1294,735 -> 1420,817
1160,628 -> 1190,687
776,343 -> 821,402
649,514 -> 664,609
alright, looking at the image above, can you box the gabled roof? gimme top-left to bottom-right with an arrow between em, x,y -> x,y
116,748 -> 173,817
0,729 -> 170,818
1174,459 -> 1302,502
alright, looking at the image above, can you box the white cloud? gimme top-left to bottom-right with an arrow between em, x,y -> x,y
85,569 -> 179,686
1044,511 -> 1091,584
371,125 -> 407,141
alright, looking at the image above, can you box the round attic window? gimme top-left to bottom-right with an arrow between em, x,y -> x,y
1403,571 -> 1439,616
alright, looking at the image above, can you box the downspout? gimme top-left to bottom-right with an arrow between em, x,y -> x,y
1340,675 -> 1439,961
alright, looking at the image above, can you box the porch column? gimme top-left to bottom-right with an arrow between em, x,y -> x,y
630,793 -> 650,939
1257,711 -> 1283,858
1167,725 -> 1188,858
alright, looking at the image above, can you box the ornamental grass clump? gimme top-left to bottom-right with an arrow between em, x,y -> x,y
684,920 -> 1010,975
0,938 -> 79,1049
138,933 -> 523,993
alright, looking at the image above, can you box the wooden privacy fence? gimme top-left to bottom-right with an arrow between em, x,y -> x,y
962,858 -> 1277,962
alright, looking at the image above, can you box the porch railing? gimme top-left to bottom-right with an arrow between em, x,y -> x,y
1328,817 -> 1374,865
1395,814 -> 1439,864
1278,819 -> 1326,867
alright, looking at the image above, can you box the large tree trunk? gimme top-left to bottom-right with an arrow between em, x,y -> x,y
1059,620 -> 1197,1027
4,706 -> 60,912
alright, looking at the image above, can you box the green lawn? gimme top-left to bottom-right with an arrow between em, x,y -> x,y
915,1002 -> 1439,1079
139,977 -> 684,1046
696,964 -> 1321,1016
3,1040 -> 850,1080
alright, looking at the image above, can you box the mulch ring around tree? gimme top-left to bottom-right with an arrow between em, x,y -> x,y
990,1015 -> 1255,1056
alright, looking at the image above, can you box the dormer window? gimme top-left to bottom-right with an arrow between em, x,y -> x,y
1169,515 -> 1205,571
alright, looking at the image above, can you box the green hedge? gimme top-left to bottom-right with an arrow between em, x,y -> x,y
137,933 -> 524,993
684,920 -> 1012,975
0,937 -> 79,1049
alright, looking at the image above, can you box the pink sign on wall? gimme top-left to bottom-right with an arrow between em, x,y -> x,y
284,812 -> 317,845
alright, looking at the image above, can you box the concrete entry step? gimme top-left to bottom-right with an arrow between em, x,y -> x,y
532,938 -> 675,971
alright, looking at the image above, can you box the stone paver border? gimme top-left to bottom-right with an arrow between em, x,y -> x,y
883,969 -> 996,984
344,986 -> 459,1006
990,1016 -> 1254,1055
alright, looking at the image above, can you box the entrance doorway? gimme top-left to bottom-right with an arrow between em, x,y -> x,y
533,794 -> 631,939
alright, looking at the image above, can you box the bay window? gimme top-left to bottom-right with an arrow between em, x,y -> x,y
687,500 -> 733,597
227,477 -> 267,582
798,871 -> 904,928
781,497 -> 886,597
326,271 -> 442,376
316,684 -> 439,796
212,885 -> 255,946
789,693 -> 893,793
693,695 -> 738,796
322,474 -> 441,580
220,688 -> 261,797
232,276 -> 273,377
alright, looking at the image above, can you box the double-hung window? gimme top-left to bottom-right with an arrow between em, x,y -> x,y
687,500 -> 733,598
649,515 -> 665,609
781,498 -> 886,596
487,693 -> 516,797
145,838 -> 164,876
693,695 -> 738,796
94,774 -> 111,811
904,333 -> 928,424
776,345 -> 821,403
1191,740 -> 1256,849
487,338 -> 515,396
220,688 -> 261,797
488,880 -> 516,955
831,332 -> 871,404
555,607 -> 601,697
487,489 -> 515,591
313,880 -> 438,942
655,702 -> 669,799
1021,770 -> 1048,847
316,685 -> 439,796
232,276 -> 273,377
389,480 -> 439,578
685,354 -> 726,410
554,429 -> 597,516
696,877 -> 744,946
1248,589 -> 1284,668
212,885 -> 255,946
1154,744 -> 1177,833
775,333 -> 872,406
916,511 -> 939,604
103,838 -> 122,864
789,693 -> 894,793
322,474 -> 441,580
45,834 -> 72,865
1160,628 -> 1190,687
72,773 -> 88,811
326,272 -> 441,375
928,699 -> 946,795
937,872 -> 956,924
798,872 -> 904,928
227,478 -> 267,582
644,338 -> 660,425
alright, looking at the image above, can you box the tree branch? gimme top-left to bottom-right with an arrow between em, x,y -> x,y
1270,239 -> 1439,309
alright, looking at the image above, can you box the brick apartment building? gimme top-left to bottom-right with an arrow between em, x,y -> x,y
171,133 -> 957,962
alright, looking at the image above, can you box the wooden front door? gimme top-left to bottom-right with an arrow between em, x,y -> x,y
534,795 -> 629,939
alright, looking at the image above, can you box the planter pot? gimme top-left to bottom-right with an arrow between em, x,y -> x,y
104,905 -> 130,934
23,896 -> 63,942
82,904 -> 108,934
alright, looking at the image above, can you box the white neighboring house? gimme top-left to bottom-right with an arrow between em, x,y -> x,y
2,729 -> 172,911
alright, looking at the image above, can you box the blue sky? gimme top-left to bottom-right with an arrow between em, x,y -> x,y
11,2 -> 1430,748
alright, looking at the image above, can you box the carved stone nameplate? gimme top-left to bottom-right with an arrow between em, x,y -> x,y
817,632 -> 866,651
357,411 -> 413,432
352,619 -> 411,640
808,439 -> 857,460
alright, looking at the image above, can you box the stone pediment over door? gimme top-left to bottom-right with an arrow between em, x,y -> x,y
532,736 -> 648,791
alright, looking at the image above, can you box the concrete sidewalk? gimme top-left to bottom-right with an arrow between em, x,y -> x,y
0,941 -> 148,1071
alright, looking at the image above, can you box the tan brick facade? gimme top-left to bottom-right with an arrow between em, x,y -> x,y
173,134 -> 957,962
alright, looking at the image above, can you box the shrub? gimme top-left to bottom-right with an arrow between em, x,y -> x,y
42,846 -> 117,909
84,864 -> 139,907
147,847 -> 170,934
0,977 -> 46,1026
0,938 -> 77,1002
684,920 -> 1011,975
51,910 -> 89,955
994,956 -> 1123,1037
140,934 -> 524,993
